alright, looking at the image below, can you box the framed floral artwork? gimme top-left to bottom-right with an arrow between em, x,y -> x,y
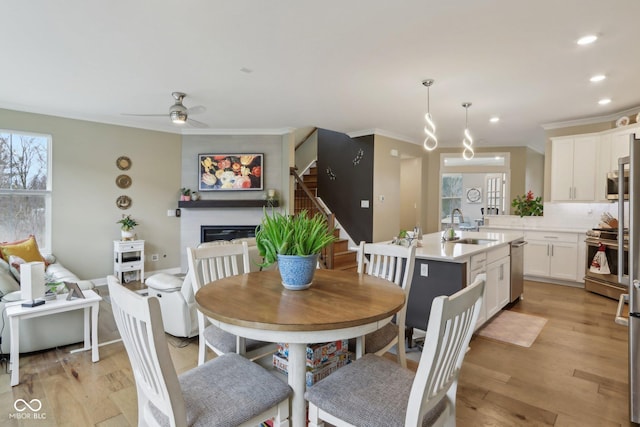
198,153 -> 263,191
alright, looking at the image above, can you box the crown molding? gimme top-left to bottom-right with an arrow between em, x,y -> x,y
541,105 -> 640,130
181,127 -> 294,136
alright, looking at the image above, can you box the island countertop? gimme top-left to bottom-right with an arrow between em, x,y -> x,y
416,230 -> 525,262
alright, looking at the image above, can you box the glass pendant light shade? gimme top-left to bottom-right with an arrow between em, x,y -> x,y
462,102 -> 474,160
422,79 -> 438,151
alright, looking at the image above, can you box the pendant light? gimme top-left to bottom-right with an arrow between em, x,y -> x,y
462,102 -> 474,160
422,79 -> 438,151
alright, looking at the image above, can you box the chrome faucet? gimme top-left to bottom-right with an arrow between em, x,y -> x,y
451,208 -> 465,226
443,208 -> 464,241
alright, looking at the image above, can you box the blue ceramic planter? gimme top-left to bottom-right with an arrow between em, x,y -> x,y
277,253 -> 319,290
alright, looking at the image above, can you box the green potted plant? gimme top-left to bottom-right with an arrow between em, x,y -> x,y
255,209 -> 337,290
117,214 -> 138,240
180,188 -> 192,201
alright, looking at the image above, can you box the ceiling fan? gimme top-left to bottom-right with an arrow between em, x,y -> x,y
123,92 -> 207,127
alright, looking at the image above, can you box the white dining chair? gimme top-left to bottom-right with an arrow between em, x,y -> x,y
187,241 -> 276,365
305,274 -> 486,427
107,275 -> 292,427
356,240 -> 416,367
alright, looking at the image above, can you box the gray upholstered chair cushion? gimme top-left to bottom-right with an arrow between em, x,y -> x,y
150,353 -> 291,427
304,354 -> 446,427
203,324 -> 270,354
363,322 -> 399,354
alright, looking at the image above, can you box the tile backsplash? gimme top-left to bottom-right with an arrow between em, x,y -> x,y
485,202 -> 624,231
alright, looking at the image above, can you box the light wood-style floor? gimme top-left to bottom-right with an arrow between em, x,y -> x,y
0,280 -> 631,426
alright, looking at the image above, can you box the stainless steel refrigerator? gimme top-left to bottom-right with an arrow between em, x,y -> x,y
617,133 -> 640,424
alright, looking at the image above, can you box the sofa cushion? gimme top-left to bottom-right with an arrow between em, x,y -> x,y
0,235 -> 45,264
146,273 -> 184,292
0,267 -> 19,297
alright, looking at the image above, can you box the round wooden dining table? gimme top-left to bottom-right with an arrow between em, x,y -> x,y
195,268 -> 406,427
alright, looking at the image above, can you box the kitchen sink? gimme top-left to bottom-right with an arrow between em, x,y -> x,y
451,238 -> 497,245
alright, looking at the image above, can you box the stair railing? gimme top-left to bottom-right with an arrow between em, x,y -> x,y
290,166 -> 334,269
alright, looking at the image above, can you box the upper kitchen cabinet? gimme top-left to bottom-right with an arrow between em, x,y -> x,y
596,125 -> 639,201
550,135 -> 598,202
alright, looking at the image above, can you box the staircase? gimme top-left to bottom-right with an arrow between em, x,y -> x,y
293,167 -> 358,271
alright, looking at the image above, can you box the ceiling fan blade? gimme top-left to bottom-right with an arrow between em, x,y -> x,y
186,105 -> 206,115
121,113 -> 166,117
187,117 -> 208,128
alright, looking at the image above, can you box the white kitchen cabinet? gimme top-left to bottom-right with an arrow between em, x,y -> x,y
485,246 -> 510,320
524,231 -> 578,282
551,135 -> 598,202
468,252 -> 487,329
469,245 -> 510,329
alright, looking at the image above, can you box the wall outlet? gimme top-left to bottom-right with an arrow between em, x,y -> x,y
420,264 -> 428,277
151,254 -> 159,262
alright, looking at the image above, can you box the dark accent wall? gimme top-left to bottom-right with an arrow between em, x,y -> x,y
317,129 -> 374,244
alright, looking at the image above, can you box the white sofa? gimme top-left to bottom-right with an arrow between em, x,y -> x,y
0,256 -> 95,355
145,238 -> 267,338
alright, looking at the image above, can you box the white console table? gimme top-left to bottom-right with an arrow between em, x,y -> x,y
114,240 -> 145,283
6,289 -> 102,386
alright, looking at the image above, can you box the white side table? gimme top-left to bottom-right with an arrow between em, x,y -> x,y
6,289 -> 102,386
114,240 -> 145,283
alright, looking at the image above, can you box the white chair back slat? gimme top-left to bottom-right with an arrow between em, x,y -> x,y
107,275 -> 186,426
405,274 -> 485,426
356,241 -> 416,367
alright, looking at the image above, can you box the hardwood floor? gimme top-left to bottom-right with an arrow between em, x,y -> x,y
0,280 -> 631,426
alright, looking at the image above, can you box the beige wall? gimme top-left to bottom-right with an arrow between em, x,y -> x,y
0,109 -> 182,281
525,148 -> 544,198
372,135 -> 425,241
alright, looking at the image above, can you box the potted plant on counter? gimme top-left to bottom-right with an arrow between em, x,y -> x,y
511,190 -> 543,217
255,209 -> 337,290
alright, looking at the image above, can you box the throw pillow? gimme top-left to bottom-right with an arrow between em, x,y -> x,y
8,255 -> 25,281
0,235 -> 45,264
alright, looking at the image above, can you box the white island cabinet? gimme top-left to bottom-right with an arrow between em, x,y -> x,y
407,230 -> 523,333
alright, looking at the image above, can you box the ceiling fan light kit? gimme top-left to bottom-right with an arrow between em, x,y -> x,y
123,91 -> 206,127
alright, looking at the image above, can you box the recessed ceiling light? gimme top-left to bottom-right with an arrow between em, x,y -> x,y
577,35 -> 598,45
489,116 -> 500,123
598,98 -> 611,105
590,74 -> 606,82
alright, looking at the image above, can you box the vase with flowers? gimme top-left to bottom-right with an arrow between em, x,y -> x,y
511,191 -> 543,217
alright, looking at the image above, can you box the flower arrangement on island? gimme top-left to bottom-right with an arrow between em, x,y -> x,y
511,190 -> 543,217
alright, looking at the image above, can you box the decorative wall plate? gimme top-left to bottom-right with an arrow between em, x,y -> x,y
466,187 -> 482,203
116,174 -> 132,189
616,116 -> 629,127
116,195 -> 132,210
116,156 -> 132,170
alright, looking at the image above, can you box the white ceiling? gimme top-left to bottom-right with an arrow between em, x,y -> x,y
2,1 -> 640,153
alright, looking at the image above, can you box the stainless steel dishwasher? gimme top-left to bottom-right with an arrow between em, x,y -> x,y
510,239 -> 527,302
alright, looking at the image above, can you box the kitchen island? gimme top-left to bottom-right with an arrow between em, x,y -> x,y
407,230 -> 524,338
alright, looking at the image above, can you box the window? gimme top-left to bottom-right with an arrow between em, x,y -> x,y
441,173 -> 462,220
0,130 -> 52,252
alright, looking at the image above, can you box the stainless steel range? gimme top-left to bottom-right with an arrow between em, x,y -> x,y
584,228 -> 628,300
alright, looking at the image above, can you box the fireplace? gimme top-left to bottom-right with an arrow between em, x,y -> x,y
201,225 -> 257,243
